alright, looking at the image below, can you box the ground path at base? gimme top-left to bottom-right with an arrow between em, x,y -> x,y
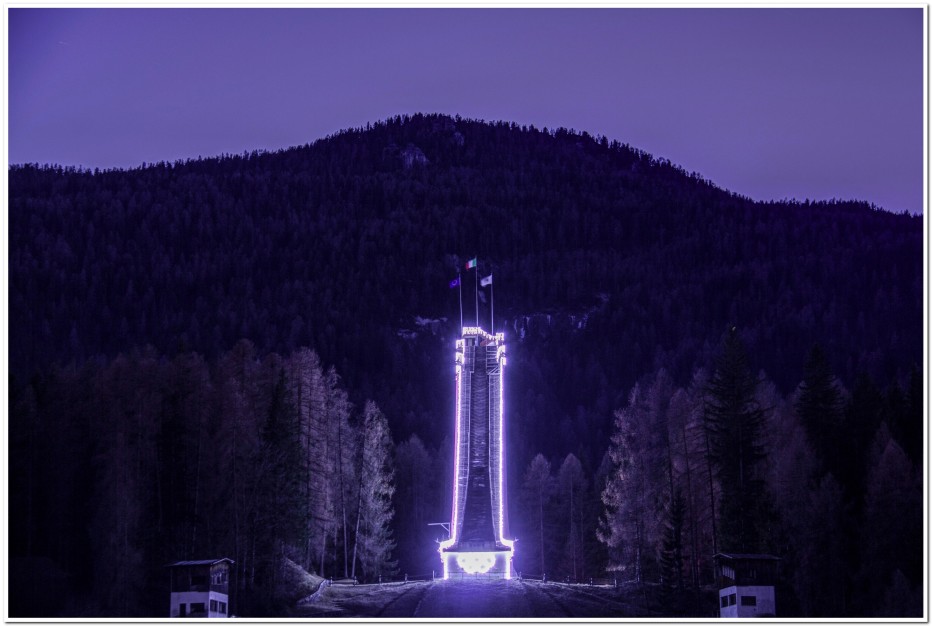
299,578 -> 644,618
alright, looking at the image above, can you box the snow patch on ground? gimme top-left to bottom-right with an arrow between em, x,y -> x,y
414,316 -> 445,327
397,315 -> 448,340
280,558 -> 325,601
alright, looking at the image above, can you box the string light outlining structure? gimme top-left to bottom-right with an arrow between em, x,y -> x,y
438,325 -> 513,579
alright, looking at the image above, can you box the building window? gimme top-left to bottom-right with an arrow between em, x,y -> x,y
219,601 -> 227,614
721,596 -> 728,608
210,599 -> 218,612
191,602 -> 206,615
729,593 -> 737,606
741,595 -> 757,606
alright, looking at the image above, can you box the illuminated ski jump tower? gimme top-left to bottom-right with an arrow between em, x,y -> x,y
439,326 -> 514,579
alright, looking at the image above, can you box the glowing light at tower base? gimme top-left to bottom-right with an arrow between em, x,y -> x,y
457,552 -> 495,574
441,551 -> 513,580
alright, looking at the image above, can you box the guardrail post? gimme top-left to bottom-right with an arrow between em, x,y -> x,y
404,573 -> 408,584
353,576 -> 357,586
379,575 -> 382,585
613,577 -> 617,589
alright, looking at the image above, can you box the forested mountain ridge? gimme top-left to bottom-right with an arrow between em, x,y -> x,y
8,113 -> 923,616
9,113 -> 921,444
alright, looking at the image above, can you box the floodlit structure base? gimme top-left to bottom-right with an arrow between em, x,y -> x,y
441,550 -> 513,580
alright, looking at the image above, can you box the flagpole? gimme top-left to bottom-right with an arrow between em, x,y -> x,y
490,271 -> 494,335
458,272 -> 463,333
474,262 -> 479,329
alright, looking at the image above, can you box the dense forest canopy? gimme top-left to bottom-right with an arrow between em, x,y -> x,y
10,113 -> 921,394
8,113 -> 923,616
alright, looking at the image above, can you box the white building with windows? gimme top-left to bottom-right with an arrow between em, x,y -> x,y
715,553 -> 780,617
166,558 -> 233,618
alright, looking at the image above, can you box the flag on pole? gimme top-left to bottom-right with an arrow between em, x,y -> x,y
480,274 -> 493,287
449,276 -> 460,288
465,257 -> 477,270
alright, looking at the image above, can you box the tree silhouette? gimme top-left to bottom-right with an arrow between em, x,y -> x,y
795,345 -> 844,477
703,329 -> 769,553
351,401 -> 397,581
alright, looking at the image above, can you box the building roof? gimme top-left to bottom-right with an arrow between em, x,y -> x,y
713,553 -> 781,561
165,558 -> 234,568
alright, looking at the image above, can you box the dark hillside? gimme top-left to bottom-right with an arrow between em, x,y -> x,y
9,112 -> 922,457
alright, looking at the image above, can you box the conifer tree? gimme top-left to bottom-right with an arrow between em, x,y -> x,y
858,429 -> 922,615
214,340 -> 263,602
902,366 -> 922,465
795,345 -> 843,477
253,367 -> 304,605
599,384 -> 656,582
394,434 -> 435,574
885,369 -> 922,466
325,367 -> 356,578
284,348 -> 331,574
599,373 -> 679,584
703,329 -> 769,553
351,401 -> 397,581
521,454 -> 555,578
557,453 -> 587,581
839,373 -> 883,498
659,488 -> 686,593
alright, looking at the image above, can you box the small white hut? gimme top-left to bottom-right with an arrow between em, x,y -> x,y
166,558 -> 233,618
714,553 -> 780,618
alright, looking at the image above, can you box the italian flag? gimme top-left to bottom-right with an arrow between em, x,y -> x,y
465,258 -> 477,270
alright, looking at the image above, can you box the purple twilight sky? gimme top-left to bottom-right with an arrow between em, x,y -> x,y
8,7 -> 925,214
